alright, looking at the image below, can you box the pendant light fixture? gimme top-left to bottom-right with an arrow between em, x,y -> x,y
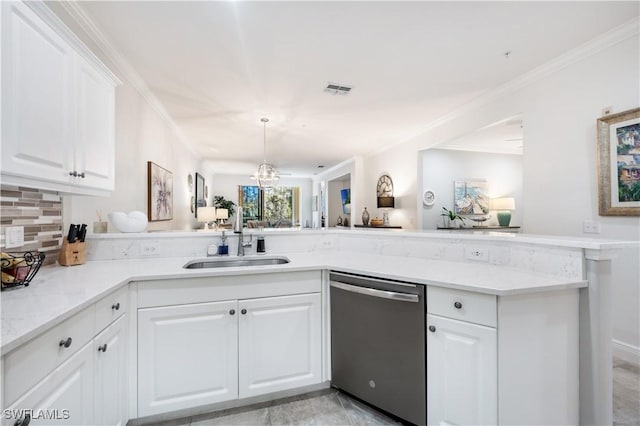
255,117 -> 279,189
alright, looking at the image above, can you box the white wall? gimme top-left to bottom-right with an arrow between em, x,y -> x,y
328,175 -> 350,227
208,174 -> 313,227
421,149 -> 523,230
64,84 -> 203,232
313,158 -> 363,227
358,34 -> 640,353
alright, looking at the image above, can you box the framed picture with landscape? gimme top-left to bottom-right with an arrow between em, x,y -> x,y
597,108 -> 640,216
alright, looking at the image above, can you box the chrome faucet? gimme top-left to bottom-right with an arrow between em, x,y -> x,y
234,207 -> 253,256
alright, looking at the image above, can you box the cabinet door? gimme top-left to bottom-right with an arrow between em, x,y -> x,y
427,314 -> 497,426
74,56 -> 115,190
3,341 -> 94,426
137,301 -> 238,417
1,1 -> 73,184
238,293 -> 321,398
94,315 -> 127,426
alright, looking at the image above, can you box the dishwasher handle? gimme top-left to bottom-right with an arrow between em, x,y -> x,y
330,281 -> 419,303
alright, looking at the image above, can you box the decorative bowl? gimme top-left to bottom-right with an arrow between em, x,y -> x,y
108,211 -> 148,233
370,218 -> 384,227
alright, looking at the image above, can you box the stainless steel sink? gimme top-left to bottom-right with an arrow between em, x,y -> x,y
183,256 -> 290,269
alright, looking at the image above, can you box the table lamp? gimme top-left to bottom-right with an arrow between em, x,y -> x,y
216,208 -> 229,225
377,196 -> 395,226
197,207 -> 217,230
491,198 -> 516,226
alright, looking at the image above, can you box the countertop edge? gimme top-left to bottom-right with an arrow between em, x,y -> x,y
1,256 -> 588,356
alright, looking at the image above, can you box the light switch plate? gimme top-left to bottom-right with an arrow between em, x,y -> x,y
5,226 -> 24,249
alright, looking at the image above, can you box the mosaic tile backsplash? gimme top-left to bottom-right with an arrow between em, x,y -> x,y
0,185 -> 63,266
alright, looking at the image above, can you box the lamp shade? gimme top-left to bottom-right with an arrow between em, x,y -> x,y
491,197 -> 516,211
197,207 -> 216,223
377,196 -> 395,208
216,208 -> 229,220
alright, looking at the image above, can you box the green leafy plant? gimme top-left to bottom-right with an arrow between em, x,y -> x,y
441,207 -> 466,226
212,195 -> 236,217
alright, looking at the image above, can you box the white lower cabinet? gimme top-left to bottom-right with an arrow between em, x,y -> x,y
427,313 -> 497,426
239,293 -> 321,398
137,300 -> 238,417
2,287 -> 129,426
137,292 -> 321,417
4,341 -> 95,425
94,315 -> 127,426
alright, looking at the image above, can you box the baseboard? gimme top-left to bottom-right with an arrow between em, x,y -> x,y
613,339 -> 640,366
128,381 -> 331,425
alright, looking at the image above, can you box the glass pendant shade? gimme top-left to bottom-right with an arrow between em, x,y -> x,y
256,162 -> 279,188
255,118 -> 280,189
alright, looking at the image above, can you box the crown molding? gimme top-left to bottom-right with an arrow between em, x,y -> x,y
55,1 -> 199,158
372,16 -> 640,156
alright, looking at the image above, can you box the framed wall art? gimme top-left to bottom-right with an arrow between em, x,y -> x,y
597,108 -> 640,216
454,180 -> 489,216
194,172 -> 206,218
147,162 -> 173,221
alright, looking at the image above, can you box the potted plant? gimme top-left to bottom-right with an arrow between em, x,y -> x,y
441,207 -> 466,228
212,195 -> 236,217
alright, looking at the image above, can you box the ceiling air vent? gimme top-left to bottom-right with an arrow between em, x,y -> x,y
324,82 -> 353,95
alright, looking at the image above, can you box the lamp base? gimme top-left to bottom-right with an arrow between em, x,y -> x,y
497,211 -> 511,227
382,211 -> 390,227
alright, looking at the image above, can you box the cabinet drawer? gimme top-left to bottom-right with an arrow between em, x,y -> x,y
95,285 -> 128,333
137,271 -> 322,308
3,304 -> 96,406
427,287 -> 496,327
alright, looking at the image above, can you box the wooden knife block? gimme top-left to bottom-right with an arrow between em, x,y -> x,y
58,240 -> 86,266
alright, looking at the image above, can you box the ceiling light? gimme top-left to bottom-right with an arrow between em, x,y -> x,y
253,118 -> 279,189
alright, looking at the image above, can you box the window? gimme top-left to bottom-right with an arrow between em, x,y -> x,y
238,185 -> 300,227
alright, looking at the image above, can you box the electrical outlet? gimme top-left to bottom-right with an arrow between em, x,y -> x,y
140,241 -> 160,257
465,246 -> 488,262
5,226 -> 24,249
583,220 -> 601,234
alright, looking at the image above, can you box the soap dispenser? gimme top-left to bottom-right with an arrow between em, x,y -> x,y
217,231 -> 229,256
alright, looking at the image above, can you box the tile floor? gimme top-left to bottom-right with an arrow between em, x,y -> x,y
614,358 -> 640,426
151,358 -> 640,426
150,389 -> 400,426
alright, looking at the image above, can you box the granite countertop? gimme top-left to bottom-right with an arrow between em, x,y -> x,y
1,251 -> 587,356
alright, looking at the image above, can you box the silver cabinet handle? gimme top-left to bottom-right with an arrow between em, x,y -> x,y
330,281 -> 419,303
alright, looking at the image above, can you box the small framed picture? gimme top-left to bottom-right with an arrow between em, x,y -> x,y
195,173 -> 206,217
147,162 -> 173,221
597,108 -> 640,216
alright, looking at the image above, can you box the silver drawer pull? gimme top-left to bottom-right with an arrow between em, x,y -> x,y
330,281 -> 419,303
454,301 -> 462,309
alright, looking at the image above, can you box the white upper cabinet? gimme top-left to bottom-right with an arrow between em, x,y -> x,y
0,1 -> 119,195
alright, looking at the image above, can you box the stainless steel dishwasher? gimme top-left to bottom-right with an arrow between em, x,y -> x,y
330,271 -> 426,425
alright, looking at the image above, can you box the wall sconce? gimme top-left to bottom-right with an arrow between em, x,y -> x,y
491,197 -> 516,226
197,207 -> 217,230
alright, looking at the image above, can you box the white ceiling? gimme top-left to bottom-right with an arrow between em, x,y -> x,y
70,1 -> 638,176
437,115 -> 523,155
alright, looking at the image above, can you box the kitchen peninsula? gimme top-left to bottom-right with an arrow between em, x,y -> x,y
1,229 -> 632,426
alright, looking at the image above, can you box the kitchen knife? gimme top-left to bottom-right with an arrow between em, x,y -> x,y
78,224 -> 87,242
67,224 -> 78,243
